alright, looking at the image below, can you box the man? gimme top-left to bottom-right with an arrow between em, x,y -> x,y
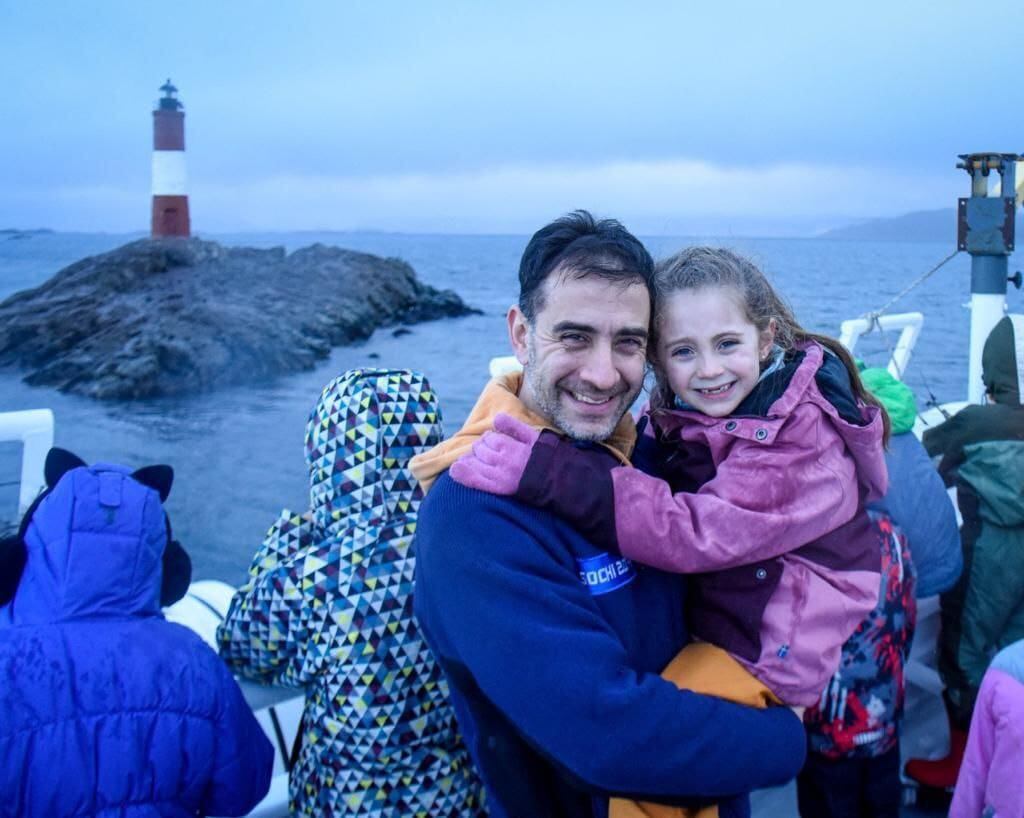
412,211 -> 806,818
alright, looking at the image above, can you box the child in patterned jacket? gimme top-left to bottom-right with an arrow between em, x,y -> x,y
218,368 -> 484,818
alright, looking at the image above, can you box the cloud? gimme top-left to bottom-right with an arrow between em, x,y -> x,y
192,158 -> 959,235
2,158 -> 960,235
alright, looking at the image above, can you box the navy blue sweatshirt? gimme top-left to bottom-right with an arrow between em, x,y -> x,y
414,463 -> 807,818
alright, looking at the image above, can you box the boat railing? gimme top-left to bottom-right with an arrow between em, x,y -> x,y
839,311 -> 924,380
0,408 -> 53,515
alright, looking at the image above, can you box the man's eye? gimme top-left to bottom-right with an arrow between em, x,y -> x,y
618,337 -> 646,351
561,333 -> 587,345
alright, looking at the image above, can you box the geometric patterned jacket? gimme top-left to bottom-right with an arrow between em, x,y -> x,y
218,368 -> 485,817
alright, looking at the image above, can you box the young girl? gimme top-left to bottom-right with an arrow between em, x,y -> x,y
451,246 -> 890,818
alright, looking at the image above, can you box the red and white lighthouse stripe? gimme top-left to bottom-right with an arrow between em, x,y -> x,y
151,79 -> 190,238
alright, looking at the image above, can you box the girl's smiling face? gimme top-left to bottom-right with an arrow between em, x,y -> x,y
656,286 -> 776,417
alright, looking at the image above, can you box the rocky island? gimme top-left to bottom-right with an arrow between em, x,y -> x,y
0,238 -> 478,399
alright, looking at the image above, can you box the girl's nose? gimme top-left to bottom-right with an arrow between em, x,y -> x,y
695,354 -> 723,379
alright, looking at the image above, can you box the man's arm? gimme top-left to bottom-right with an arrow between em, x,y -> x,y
416,478 -> 806,802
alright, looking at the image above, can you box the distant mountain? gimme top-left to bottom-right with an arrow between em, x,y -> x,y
820,208 -> 1024,243
1,228 -> 54,239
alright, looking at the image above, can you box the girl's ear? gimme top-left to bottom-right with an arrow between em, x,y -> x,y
44,448 -> 87,489
760,319 -> 778,360
131,465 -> 174,502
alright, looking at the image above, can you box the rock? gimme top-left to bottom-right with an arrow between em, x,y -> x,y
0,237 -> 480,399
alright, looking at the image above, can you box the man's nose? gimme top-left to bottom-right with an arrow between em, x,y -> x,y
579,344 -> 619,391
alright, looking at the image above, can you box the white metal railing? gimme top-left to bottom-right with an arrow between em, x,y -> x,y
0,409 -> 54,513
839,312 -> 924,380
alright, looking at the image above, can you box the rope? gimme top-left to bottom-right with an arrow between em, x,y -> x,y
861,249 -> 961,322
857,249 -> 962,412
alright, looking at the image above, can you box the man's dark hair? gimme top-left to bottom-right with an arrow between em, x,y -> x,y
517,210 -> 654,322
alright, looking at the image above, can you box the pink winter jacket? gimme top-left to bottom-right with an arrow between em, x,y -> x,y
616,342 -> 887,705
950,639 -> 1024,818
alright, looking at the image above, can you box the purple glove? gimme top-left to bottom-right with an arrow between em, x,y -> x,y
450,412 -> 541,495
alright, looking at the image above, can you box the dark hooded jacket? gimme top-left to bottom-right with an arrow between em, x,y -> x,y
218,368 -> 483,817
923,314 -> 1024,482
939,441 -> 1024,728
924,314 -> 1024,729
0,459 -> 272,818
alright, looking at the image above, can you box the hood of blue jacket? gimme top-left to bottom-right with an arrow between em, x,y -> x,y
3,463 -> 166,625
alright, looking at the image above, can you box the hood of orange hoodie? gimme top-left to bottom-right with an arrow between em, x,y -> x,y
410,371 -> 637,493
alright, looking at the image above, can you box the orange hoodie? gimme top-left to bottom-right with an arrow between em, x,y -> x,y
409,371 -> 636,493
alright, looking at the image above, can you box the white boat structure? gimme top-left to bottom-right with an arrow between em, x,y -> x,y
1,152 -> 1020,817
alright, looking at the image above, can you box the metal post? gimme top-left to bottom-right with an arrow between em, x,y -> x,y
956,152 -> 1020,403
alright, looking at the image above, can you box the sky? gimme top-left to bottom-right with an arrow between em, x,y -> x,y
2,1 -> 1023,236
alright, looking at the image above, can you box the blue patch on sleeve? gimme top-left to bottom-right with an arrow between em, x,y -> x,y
576,553 -> 637,596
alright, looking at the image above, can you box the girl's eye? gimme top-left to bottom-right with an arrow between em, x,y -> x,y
672,346 -> 694,358
719,338 -> 739,351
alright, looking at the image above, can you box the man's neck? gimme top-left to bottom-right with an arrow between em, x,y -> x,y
514,374 -> 551,427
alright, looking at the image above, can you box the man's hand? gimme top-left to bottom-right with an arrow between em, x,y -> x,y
450,412 -> 541,495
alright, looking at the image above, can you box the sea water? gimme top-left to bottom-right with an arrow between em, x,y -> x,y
1,230 -> 1017,583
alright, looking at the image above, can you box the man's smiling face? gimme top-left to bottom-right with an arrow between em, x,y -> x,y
509,270 -> 650,441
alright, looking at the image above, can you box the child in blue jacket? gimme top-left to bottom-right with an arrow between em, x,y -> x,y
0,448 -> 273,818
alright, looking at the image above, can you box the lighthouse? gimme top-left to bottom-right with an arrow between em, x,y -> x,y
151,79 -> 190,238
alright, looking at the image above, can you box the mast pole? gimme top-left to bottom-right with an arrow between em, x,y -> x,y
956,152 -> 1020,403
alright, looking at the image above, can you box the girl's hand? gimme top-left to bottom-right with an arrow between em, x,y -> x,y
450,412 -> 541,495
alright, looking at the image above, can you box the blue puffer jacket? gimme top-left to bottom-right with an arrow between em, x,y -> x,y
873,431 -> 961,598
0,461 -> 273,818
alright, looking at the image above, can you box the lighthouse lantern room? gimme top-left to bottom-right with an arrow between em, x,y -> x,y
151,80 -> 190,237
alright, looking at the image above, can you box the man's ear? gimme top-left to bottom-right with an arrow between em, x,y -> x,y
44,448 -> 87,489
132,465 -> 174,502
760,319 -> 778,360
507,305 -> 530,367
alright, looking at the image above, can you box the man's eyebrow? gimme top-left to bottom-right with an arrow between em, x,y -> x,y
551,321 -> 597,334
617,325 -> 649,340
551,321 -> 649,340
